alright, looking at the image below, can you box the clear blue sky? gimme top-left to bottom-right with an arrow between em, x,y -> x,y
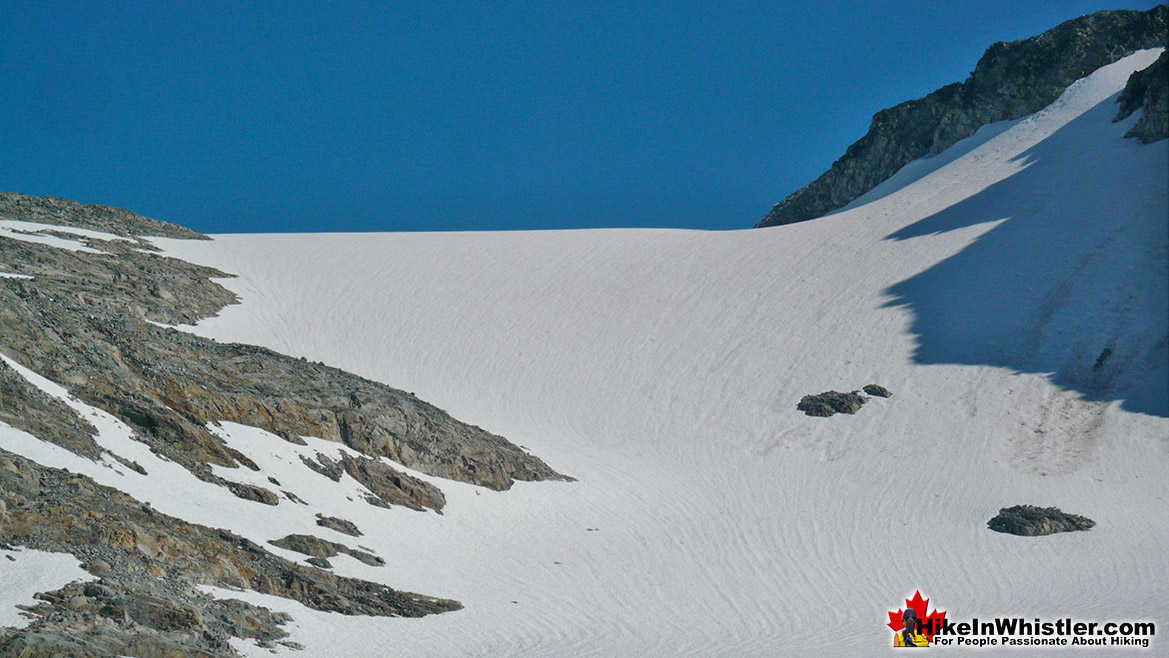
1,1 -> 1162,233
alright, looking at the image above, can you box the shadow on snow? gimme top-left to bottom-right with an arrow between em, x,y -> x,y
883,92 -> 1169,416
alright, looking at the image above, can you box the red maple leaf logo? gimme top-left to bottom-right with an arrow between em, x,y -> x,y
887,590 -> 947,641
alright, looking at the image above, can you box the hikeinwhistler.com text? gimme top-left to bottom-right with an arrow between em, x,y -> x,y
921,617 -> 1156,649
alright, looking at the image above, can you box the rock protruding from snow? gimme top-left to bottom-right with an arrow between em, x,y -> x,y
269,534 -> 385,567
1115,50 -> 1168,143
315,513 -> 362,537
987,505 -> 1096,536
756,6 -> 1168,228
863,384 -> 893,398
797,390 -> 868,417
0,197 -> 568,496
0,191 -> 205,240
0,449 -> 458,655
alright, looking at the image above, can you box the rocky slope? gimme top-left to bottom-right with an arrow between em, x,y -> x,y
1115,48 -> 1168,142
757,6 -> 1168,228
0,193 -> 569,655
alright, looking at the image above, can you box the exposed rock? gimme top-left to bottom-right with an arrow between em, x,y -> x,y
270,534 -> 384,567
0,193 -> 567,503
1115,49 -> 1168,142
0,192 -> 571,653
987,505 -> 1096,536
0,358 -> 101,460
316,513 -> 362,537
0,449 -> 458,656
224,482 -> 280,506
757,6 -> 1168,228
797,390 -> 868,417
862,384 -> 893,398
0,192 -> 205,240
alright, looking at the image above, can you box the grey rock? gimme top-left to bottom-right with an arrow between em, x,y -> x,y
0,192 -> 568,511
862,384 -> 893,398
987,505 -> 1096,536
315,514 -> 362,537
225,483 -> 280,506
269,534 -> 384,567
797,390 -> 868,417
0,191 -> 205,240
757,6 -> 1168,228
0,448 -> 459,656
0,192 -> 577,654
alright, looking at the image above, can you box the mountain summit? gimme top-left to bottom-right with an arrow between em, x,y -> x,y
757,6 -> 1168,228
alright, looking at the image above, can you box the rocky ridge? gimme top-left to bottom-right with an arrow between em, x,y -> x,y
0,192 -> 569,655
1115,48 -> 1169,142
0,450 -> 457,657
757,6 -> 1169,228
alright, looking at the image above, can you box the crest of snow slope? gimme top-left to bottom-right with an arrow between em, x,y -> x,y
14,48 -> 1159,656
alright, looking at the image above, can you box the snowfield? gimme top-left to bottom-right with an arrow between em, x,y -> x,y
2,50 -> 1166,656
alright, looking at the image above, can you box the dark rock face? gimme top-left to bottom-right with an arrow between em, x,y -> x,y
862,384 -> 893,398
757,7 -> 1168,228
987,505 -> 1096,536
1115,49 -> 1168,142
797,390 -> 868,417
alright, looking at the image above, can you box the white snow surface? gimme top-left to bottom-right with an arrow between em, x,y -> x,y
0,50 -> 1164,655
0,549 -> 93,629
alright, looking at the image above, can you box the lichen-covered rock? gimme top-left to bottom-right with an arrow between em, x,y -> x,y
797,390 -> 868,417
862,384 -> 893,398
757,6 -> 1168,228
987,505 -> 1096,536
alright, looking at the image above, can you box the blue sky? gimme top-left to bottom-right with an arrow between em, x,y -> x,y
1,1 -> 1162,233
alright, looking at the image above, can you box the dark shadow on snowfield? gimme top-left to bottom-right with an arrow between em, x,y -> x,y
883,92 -> 1168,416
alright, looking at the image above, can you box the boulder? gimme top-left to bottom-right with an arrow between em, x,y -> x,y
988,505 -> 1095,536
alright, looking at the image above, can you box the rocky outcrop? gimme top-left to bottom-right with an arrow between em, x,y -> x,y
0,192 -> 569,653
1115,49 -> 1168,142
757,6 -> 1168,228
315,514 -> 362,537
0,192 -> 205,240
0,449 -> 458,657
0,193 -> 568,504
797,390 -> 868,417
987,505 -> 1096,536
269,534 -> 384,567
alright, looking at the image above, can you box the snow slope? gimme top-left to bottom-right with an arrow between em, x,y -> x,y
2,50 -> 1165,656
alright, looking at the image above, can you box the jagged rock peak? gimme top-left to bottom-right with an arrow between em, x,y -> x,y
0,191 -> 206,239
756,6 -> 1168,228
